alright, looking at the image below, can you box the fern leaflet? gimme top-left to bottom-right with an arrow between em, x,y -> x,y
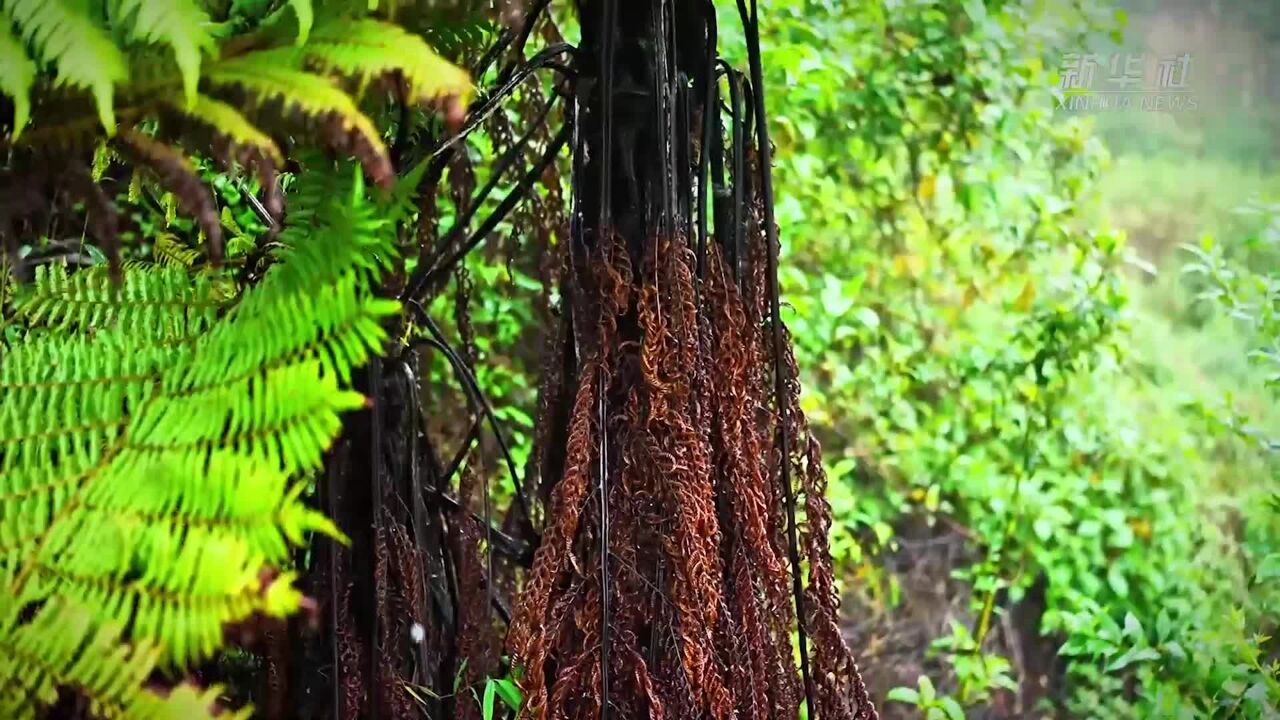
2,0 -> 128,133
0,17 -> 35,137
206,49 -> 391,184
0,598 -> 246,719
288,0 -> 313,45
110,0 -> 216,107
161,94 -> 284,165
306,18 -> 474,105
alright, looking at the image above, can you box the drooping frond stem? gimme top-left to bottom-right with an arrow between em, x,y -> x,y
428,43 -> 575,162
713,60 -> 747,286
439,413 -> 484,490
420,91 -> 559,285
494,0 -> 556,88
115,128 -> 223,264
596,1 -> 618,715
409,304 -> 533,528
696,0 -> 717,282
735,0 -> 816,717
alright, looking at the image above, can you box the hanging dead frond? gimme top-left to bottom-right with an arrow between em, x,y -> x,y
115,128 -> 223,263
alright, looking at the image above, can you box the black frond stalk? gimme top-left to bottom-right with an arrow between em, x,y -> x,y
734,1 -> 818,718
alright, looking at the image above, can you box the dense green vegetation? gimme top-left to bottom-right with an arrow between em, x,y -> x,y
717,0 -> 1280,716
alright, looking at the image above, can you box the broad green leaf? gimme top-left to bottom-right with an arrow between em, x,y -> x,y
918,675 -> 937,705
1106,646 -> 1161,672
493,678 -> 522,710
1255,553 -> 1280,583
886,686 -> 921,705
482,680 -> 496,720
939,696 -> 967,720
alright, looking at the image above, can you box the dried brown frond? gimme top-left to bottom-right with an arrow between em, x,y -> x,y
114,128 -> 223,264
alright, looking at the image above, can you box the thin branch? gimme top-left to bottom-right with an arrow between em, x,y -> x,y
402,307 -> 534,527
403,120 -> 572,302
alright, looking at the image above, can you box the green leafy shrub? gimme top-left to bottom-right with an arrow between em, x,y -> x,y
721,0 -> 1280,716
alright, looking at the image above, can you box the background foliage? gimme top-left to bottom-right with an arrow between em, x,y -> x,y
711,0 -> 1280,717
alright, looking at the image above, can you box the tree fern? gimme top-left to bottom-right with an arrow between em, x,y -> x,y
15,264 -> 222,340
0,162 -> 399,715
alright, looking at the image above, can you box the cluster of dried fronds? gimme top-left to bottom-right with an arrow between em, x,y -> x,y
507,223 -> 876,720
498,1 -> 878,717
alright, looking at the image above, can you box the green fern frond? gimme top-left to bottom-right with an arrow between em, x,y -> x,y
191,278 -> 397,388
395,3 -> 498,62
0,18 -> 36,138
91,139 -> 117,179
287,0 -> 312,45
111,0 -> 217,107
306,18 -> 473,105
0,331 -> 165,455
255,171 -> 395,294
153,231 -> 203,268
28,519 -> 267,667
82,464 -> 336,566
206,50 -> 390,180
0,164 -> 397,710
229,164 -> 397,325
16,264 -> 223,341
136,360 -> 366,472
163,94 -> 284,165
0,598 -> 239,719
2,0 -> 128,133
1,350 -> 367,671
